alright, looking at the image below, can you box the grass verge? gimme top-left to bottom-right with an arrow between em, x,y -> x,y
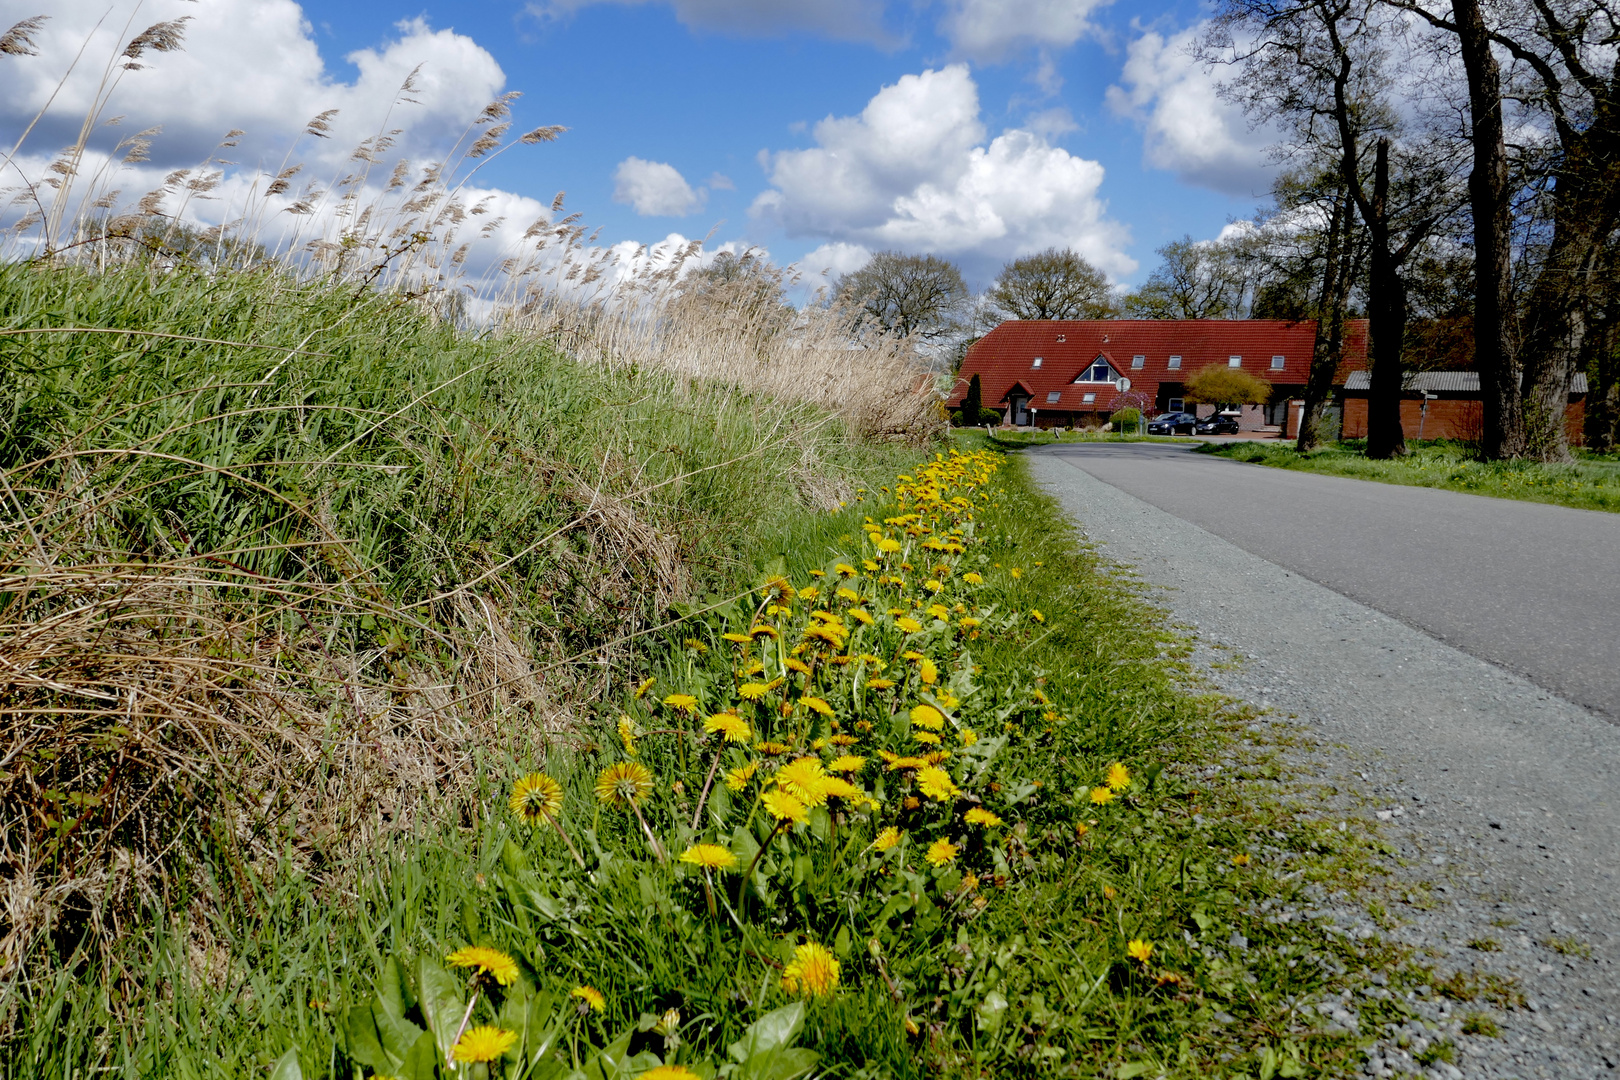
1200,439 -> 1620,513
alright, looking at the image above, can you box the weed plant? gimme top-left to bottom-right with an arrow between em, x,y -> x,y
1203,439 -> 1620,513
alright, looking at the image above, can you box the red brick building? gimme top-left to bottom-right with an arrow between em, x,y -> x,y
1339,370 -> 1589,443
949,319 -> 1368,429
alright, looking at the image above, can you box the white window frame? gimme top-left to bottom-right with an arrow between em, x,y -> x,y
1082,392 -> 1097,403
1167,355 -> 1182,370
1168,397 -> 1185,412
1131,355 -> 1145,369
1045,391 -> 1062,404
1031,356 -> 1043,369
1228,355 -> 1243,368
1271,354 -> 1285,370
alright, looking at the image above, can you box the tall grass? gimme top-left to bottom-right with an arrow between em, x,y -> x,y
0,259 -> 923,1019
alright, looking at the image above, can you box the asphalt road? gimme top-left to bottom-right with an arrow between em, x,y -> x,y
1033,442 -> 1620,722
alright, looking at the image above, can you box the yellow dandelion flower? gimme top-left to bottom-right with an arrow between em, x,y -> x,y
887,754 -> 932,771
964,807 -> 1002,827
641,1067 -> 701,1080
1232,853 -> 1251,867
926,603 -> 950,620
595,761 -> 654,806
725,761 -> 759,792
775,757 -> 829,805
958,616 -> 981,631
1105,762 -> 1132,792
1103,885 -> 1116,899
958,728 -> 977,747
750,625 -> 780,641
871,826 -> 902,852
722,632 -> 753,644
895,616 -> 922,634
916,766 -> 960,802
452,1025 -> 517,1063
877,538 -> 902,554
923,579 -> 943,594
835,563 -> 857,577
798,585 -> 820,600
662,693 -> 699,714
909,704 -> 945,729
509,773 -> 564,825
919,658 -> 939,685
799,695 -> 833,716
784,658 -> 812,675
962,572 -> 984,585
912,730 -> 942,745
1009,567 -> 1023,579
836,587 -> 861,603
829,754 -> 866,773
756,740 -> 790,756
761,789 -> 809,825
683,637 -> 709,653
737,682 -> 770,701
617,716 -> 638,756
635,677 -> 656,699
781,941 -> 840,998
1030,609 -> 1045,623
704,713 -> 752,743
1088,786 -> 1115,805
818,776 -> 863,803
679,843 -> 738,871
866,677 -> 896,690
1127,939 -> 1154,964
862,559 -> 880,572
849,607 -> 874,625
446,946 -> 519,987
925,839 -> 959,866
830,733 -> 859,746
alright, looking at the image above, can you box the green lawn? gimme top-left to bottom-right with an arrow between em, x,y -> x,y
1201,439 -> 1620,513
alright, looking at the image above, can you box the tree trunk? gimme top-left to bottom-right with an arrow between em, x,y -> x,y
1581,308 -> 1617,452
1365,139 -> 1409,459
1451,0 -> 1523,459
1298,187 -> 1354,451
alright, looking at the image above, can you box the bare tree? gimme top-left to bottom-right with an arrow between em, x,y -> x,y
987,248 -> 1116,320
835,251 -> 968,343
1122,235 -> 1253,318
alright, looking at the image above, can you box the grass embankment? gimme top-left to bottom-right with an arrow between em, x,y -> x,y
976,430 -> 1187,448
3,264 -> 1423,1079
1201,439 -> 1620,513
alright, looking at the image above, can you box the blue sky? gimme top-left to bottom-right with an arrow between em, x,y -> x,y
2,0 -> 1281,290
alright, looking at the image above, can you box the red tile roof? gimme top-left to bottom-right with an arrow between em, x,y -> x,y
948,319 -> 1370,413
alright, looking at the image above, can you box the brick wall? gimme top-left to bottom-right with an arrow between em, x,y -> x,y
1342,396 -> 1586,445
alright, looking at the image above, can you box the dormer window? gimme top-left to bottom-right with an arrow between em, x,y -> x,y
1075,358 -> 1115,383
1032,357 -> 1043,369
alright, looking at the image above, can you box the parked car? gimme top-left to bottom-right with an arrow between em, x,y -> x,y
1194,414 -> 1240,435
1146,412 -> 1198,435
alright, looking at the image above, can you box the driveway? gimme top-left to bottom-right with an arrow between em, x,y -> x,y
1032,441 -> 1620,723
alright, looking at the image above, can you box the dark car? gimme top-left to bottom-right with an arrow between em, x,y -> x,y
1146,412 -> 1198,435
1194,415 -> 1240,435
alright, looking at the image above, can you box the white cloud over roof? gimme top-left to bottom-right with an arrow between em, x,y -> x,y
752,65 -> 1134,279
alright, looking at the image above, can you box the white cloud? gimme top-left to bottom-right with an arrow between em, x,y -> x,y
938,0 -> 1110,62
797,241 -> 873,279
1105,25 -> 1277,197
613,157 -> 702,216
753,65 -> 1134,280
525,0 -> 894,44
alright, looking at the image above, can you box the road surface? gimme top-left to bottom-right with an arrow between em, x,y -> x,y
1032,442 -> 1620,722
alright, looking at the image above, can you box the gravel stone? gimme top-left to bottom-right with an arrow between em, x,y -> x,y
1029,450 -> 1620,1079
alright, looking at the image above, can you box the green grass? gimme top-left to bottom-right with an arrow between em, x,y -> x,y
982,429 -> 1189,448
1201,438 -> 1620,513
4,263 -> 1456,1079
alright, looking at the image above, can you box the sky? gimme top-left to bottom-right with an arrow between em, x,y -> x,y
0,0 -> 1283,292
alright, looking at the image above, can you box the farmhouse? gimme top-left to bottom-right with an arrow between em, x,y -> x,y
949,319 -> 1368,430
1338,370 -> 1589,443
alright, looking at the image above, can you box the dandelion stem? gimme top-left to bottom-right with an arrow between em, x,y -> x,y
629,800 -> 666,863
542,811 -> 586,868
690,748 -> 723,829
737,818 -> 789,907
702,869 -> 716,917
447,986 -> 480,1067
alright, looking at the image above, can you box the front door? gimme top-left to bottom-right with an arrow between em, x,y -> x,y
1010,396 -> 1030,425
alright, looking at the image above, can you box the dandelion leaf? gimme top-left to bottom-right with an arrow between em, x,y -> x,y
415,955 -> 467,1063
268,1048 -> 303,1080
727,1003 -> 818,1080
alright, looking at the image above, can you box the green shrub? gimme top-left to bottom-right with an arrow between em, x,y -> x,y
1111,407 -> 1142,433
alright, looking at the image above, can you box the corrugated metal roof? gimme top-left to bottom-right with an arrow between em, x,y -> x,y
948,319 -> 1370,411
1342,371 -> 1589,394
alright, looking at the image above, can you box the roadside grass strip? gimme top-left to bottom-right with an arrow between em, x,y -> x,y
1202,439 -> 1620,513
305,448 -> 1418,1079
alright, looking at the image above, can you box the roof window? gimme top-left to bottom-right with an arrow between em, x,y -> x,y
1271,354 -> 1285,370
1045,391 -> 1062,404
1167,355 -> 1182,370
1229,355 -> 1243,368
1131,355 -> 1145,369
1032,356 -> 1043,369
1082,393 -> 1097,403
